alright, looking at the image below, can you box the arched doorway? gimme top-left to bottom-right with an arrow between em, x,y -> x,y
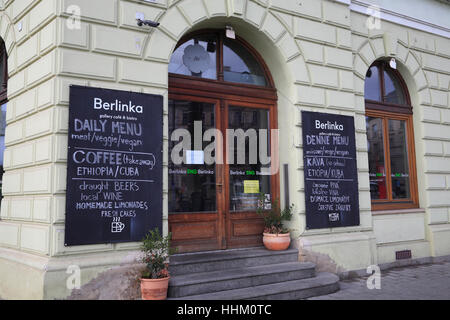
168,30 -> 279,252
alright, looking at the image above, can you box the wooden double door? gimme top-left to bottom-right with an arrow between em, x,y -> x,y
168,86 -> 278,253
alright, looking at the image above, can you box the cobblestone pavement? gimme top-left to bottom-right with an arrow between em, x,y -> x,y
309,261 -> 450,300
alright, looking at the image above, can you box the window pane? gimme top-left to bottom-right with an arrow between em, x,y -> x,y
0,103 -> 5,137
0,103 -> 6,199
168,100 -> 217,213
384,69 -> 406,105
223,38 -> 267,86
0,42 -> 4,86
169,36 -> 217,80
0,54 -> 3,86
228,107 -> 270,211
389,119 -> 410,199
364,66 -> 382,102
366,117 -> 387,200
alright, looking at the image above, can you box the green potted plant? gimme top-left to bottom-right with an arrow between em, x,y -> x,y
139,228 -> 176,300
256,195 -> 294,251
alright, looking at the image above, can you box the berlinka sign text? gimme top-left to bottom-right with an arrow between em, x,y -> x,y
93,97 -> 144,113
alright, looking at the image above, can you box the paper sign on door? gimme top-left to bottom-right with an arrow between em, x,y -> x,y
244,180 -> 259,194
185,150 -> 204,165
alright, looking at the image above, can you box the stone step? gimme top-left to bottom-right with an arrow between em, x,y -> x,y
169,247 -> 299,276
170,272 -> 340,300
168,261 -> 316,298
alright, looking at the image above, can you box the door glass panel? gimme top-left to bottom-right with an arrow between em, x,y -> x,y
384,69 -> 406,105
223,38 -> 267,86
364,66 -> 382,102
389,119 -> 410,199
169,35 -> 218,80
168,100 -> 216,213
366,117 -> 387,200
228,106 -> 271,211
0,103 -> 6,199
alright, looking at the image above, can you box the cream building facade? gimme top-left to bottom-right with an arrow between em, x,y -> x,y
0,0 -> 449,299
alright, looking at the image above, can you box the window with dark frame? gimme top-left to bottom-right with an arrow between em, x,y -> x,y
0,39 -> 7,201
0,41 -> 6,103
364,61 -> 419,210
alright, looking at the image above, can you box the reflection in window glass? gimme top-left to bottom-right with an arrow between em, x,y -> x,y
389,119 -> 410,199
0,103 -> 6,199
0,57 -> 3,85
223,39 -> 267,86
0,41 -> 5,90
168,100 -> 217,213
169,36 -> 217,80
228,107 -> 270,211
366,117 -> 387,200
384,69 -> 406,105
364,66 -> 382,102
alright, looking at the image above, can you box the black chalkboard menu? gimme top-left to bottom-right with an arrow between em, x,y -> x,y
64,86 -> 163,246
301,111 -> 360,229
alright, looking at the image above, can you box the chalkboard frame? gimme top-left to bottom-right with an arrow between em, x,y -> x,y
64,85 -> 164,246
301,111 -> 360,230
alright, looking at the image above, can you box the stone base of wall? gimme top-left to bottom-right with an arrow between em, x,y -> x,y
376,240 -> 430,265
0,248 -> 47,299
429,225 -> 450,257
2,242 -> 449,299
0,247 -> 143,300
293,231 -> 378,275
65,264 -> 144,300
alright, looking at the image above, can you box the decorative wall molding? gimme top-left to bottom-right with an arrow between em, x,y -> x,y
350,0 -> 450,38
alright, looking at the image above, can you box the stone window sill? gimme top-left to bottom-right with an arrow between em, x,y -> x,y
372,208 -> 426,216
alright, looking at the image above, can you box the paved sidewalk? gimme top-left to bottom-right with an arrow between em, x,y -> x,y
309,261 -> 450,300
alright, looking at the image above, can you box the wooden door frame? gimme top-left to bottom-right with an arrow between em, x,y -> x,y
168,75 -> 279,252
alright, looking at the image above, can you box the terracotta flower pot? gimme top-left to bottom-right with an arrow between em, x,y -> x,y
140,276 -> 170,300
263,232 -> 291,251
